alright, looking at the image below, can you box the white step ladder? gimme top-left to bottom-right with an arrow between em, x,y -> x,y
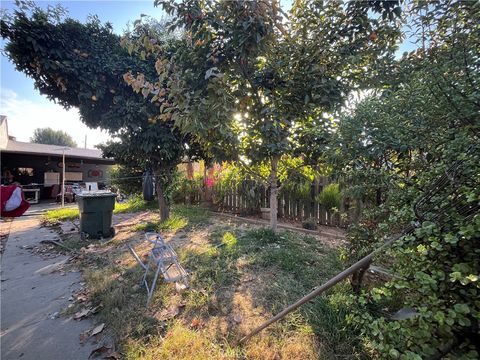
129,232 -> 188,306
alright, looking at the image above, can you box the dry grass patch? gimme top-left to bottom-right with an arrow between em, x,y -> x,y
48,206 -> 360,359
124,323 -> 237,360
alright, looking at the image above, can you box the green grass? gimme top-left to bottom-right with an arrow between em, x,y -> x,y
43,207 -> 79,223
113,196 -> 158,214
175,226 -> 357,358
43,197 -> 210,228
133,205 -> 210,232
133,215 -> 188,232
43,196 -> 163,223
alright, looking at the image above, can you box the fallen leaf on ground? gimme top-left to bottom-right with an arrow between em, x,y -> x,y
76,292 -> 89,302
35,259 -> 68,275
79,323 -> 105,345
74,308 -> 91,320
155,305 -> 179,321
90,305 -> 102,314
175,282 -> 188,293
79,330 -> 90,344
90,323 -> 105,336
104,351 -> 121,359
88,346 -> 111,359
190,318 -> 203,329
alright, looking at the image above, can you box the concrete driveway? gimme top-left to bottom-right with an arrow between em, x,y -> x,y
1,216 -> 100,360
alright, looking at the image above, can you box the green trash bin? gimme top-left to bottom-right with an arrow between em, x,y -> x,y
76,191 -> 117,239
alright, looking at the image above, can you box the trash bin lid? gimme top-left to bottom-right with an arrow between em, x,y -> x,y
76,190 -> 117,198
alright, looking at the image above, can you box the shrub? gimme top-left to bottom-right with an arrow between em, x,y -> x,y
169,171 -> 204,204
213,164 -> 263,213
302,217 -> 317,230
317,183 -> 342,211
281,180 -> 312,201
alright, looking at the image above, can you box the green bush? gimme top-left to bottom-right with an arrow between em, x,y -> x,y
302,217 -> 317,230
281,180 -> 312,201
213,164 -> 263,213
169,171 -> 203,204
317,183 -> 342,211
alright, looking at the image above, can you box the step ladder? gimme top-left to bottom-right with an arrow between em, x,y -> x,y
129,232 -> 188,306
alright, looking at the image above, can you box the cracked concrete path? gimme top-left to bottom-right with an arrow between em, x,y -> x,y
1,216 -> 98,360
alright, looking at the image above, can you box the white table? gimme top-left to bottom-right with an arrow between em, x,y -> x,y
22,188 -> 40,204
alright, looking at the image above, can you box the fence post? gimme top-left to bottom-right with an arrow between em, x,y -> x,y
278,192 -> 284,218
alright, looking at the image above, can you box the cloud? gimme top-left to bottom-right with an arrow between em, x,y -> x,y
0,88 -> 110,148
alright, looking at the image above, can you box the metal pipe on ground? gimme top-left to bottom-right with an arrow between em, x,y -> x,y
238,227 -> 414,344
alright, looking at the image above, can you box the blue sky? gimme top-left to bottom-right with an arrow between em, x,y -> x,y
1,1 -> 418,148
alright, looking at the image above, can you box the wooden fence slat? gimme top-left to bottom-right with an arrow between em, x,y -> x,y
201,178 -> 353,228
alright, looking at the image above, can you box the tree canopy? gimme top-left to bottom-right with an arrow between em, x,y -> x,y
30,127 -> 77,147
125,0 -> 402,229
0,4 -> 203,219
1,1 -> 479,357
331,1 -> 480,357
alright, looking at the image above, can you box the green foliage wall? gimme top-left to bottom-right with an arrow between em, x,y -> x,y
333,1 -> 480,357
109,165 -> 143,196
317,184 -> 342,212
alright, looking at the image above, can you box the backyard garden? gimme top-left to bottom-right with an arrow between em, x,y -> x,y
1,0 -> 479,359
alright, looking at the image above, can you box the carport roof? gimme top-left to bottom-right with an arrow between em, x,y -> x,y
1,140 -> 114,163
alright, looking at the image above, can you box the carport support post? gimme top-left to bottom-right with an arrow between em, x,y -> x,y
56,146 -> 71,207
61,149 -> 65,207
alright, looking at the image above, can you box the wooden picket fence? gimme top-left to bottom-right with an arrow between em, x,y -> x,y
196,177 -> 358,228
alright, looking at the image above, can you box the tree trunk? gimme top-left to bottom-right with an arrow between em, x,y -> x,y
153,167 -> 170,221
202,163 -> 208,202
269,156 -> 280,231
353,198 -> 363,224
313,173 -> 320,219
376,188 -> 382,206
186,161 -> 194,204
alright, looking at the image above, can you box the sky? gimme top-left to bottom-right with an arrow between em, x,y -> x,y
0,1 -> 418,149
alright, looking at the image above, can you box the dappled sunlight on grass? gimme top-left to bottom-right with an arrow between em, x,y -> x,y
133,205 -> 211,233
133,215 -> 188,233
124,323 -> 234,360
113,196 -> 158,214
